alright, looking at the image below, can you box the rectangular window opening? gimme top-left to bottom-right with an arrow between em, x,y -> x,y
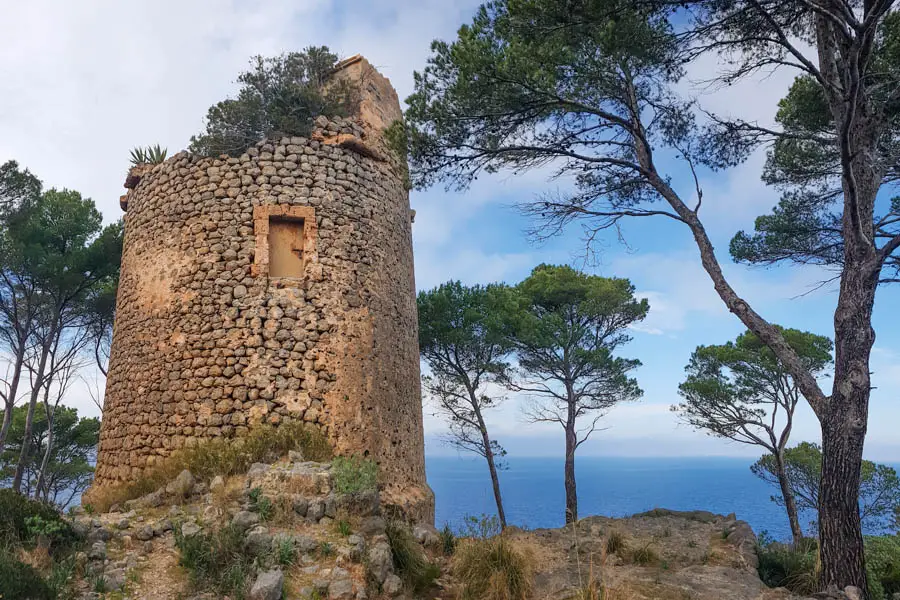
268,217 -> 306,278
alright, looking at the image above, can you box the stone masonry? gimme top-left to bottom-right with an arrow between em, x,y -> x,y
94,56 -> 433,521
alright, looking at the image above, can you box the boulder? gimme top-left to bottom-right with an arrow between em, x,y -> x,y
245,526 -> 273,555
250,569 -> 284,600
367,541 -> 394,584
328,578 -> 354,599
134,525 -> 154,541
181,521 -> 201,538
232,510 -> 260,532
88,541 -> 107,561
167,469 -> 196,498
383,574 -> 403,597
293,496 -> 309,517
209,475 -> 225,493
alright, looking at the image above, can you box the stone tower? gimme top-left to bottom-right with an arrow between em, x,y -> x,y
94,56 -> 432,521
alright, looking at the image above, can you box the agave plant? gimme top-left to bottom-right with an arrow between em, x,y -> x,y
129,144 -> 168,166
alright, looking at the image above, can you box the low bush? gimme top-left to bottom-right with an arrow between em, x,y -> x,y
331,455 -> 378,495
0,489 -> 78,553
385,520 -> 440,594
174,524 -> 255,599
629,542 -> 659,566
439,523 -> 457,556
0,549 -> 52,600
87,421 -> 332,512
866,535 -> 900,600
452,534 -> 534,600
757,539 -> 818,596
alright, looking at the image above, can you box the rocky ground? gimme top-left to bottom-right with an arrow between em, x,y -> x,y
67,458 -> 862,600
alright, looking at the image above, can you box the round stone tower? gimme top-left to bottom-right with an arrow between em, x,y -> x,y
94,56 -> 432,520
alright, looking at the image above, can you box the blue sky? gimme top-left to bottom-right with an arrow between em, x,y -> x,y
1,0 -> 897,459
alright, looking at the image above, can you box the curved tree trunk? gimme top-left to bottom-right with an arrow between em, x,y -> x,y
774,451 -> 804,545
0,345 -> 26,456
482,431 -> 507,529
13,339 -> 51,493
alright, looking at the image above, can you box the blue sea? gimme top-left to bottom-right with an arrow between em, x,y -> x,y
426,455 -> 885,541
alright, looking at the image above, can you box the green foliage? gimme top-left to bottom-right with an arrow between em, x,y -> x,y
318,540 -> 334,558
865,535 -> 900,600
335,519 -> 352,537
88,421 -> 331,512
330,455 -> 378,495
756,538 -> 819,595
674,328 -> 831,447
0,488 -> 78,553
174,524 -> 254,599
0,405 -> 100,507
385,520 -> 440,593
0,550 -> 53,600
248,488 -> 274,522
128,144 -> 167,166
439,523 -> 457,556
752,442 -> 900,533
459,514 -> 502,540
275,536 -> 297,566
452,533 -> 534,600
0,160 -> 41,217
189,47 -> 359,157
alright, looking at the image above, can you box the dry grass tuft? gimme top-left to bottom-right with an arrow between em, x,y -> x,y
85,421 -> 331,512
453,534 -> 535,600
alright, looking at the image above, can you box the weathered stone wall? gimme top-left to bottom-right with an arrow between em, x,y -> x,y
94,57 -> 433,521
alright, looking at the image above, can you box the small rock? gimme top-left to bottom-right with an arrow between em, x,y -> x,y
844,587 -> 864,600
232,510 -> 260,532
335,490 -> 380,517
104,568 -> 126,591
210,475 -> 225,492
293,496 -> 309,517
250,569 -> 284,600
308,500 -> 326,522
88,541 -> 107,561
116,518 -> 130,530
142,541 -> 154,554
88,527 -> 111,542
245,526 -> 272,555
233,285 -> 248,299
329,578 -> 354,599
152,519 -> 173,536
135,525 -> 154,541
413,524 -> 440,547
167,469 -> 196,498
295,535 -> 319,553
288,450 -> 304,462
136,488 -> 165,508
319,516 -> 334,527
358,516 -> 386,536
383,574 -> 403,597
181,521 -> 201,538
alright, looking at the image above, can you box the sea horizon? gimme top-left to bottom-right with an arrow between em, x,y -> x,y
425,455 -> 900,542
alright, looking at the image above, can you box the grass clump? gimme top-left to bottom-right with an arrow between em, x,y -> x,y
275,537 -> 297,566
248,487 -> 274,522
453,534 -> 534,600
605,530 -> 627,556
385,520 -> 440,594
87,421 -> 331,512
757,538 -> 818,595
331,455 -> 378,495
175,524 -> 256,599
629,542 -> 659,566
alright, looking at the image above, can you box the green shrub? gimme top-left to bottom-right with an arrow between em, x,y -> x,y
331,455 -> 378,495
459,514 -> 502,540
452,535 -> 534,600
757,539 -> 818,595
248,487 -> 274,522
275,537 -> 296,566
189,48 -> 359,157
865,535 -> 900,600
439,523 -> 457,556
0,489 -> 78,553
87,421 -> 332,512
0,550 -> 52,600
336,519 -> 352,537
385,520 -> 439,593
175,524 -> 255,599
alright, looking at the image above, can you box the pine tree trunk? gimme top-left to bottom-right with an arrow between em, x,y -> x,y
35,422 -> 54,500
483,432 -> 507,529
564,421 -> 577,524
774,451 -> 804,545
